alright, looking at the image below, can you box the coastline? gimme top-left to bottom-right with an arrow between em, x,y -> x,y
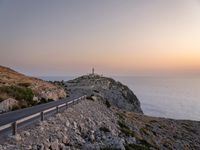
0,72 -> 200,149
39,75 -> 200,121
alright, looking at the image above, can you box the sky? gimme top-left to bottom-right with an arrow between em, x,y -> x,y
0,0 -> 200,76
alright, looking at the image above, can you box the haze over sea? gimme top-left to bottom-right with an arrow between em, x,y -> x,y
40,76 -> 200,121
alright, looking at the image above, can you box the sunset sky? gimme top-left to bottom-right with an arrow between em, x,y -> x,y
0,0 -> 200,76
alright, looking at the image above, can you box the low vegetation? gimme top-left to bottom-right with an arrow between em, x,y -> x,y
0,85 -> 34,106
138,139 -> 153,148
118,120 -> 135,137
0,93 -> 7,102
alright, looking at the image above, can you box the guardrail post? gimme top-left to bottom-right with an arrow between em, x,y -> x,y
12,122 -> 17,135
66,102 -> 68,109
0,96 -> 88,137
56,106 -> 59,113
41,112 -> 44,121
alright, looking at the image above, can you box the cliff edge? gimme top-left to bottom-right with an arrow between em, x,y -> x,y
64,74 -> 143,113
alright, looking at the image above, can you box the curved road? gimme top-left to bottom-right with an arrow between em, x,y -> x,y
0,96 -> 80,127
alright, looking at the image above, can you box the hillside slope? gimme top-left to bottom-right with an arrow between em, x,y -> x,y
1,98 -> 199,149
0,66 -> 67,112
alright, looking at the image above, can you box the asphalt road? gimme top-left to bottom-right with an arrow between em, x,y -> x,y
0,96 -> 80,127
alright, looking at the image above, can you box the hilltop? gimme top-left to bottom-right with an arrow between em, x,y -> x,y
64,74 -> 143,113
0,66 -> 67,112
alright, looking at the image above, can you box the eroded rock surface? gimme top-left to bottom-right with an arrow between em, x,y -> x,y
65,74 -> 143,113
1,99 -> 199,150
0,98 -> 18,113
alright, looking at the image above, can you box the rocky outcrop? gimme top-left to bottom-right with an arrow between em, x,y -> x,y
0,66 -> 67,112
65,74 -> 143,113
38,88 -> 67,101
0,98 -> 18,113
1,99 -> 199,149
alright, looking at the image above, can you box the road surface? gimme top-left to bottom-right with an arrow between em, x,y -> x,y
0,96 -> 80,127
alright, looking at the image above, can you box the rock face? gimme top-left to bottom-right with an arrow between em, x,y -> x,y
65,74 -> 143,113
0,66 -> 67,112
1,99 -> 200,150
0,98 -> 18,113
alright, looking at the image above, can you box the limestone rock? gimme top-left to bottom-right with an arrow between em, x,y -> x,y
125,136 -> 136,144
10,134 -> 22,142
37,144 -> 44,150
39,89 -> 67,101
50,139 -> 59,150
0,98 -> 18,113
65,74 -> 143,113
82,143 -> 100,150
1,94 -> 200,150
62,135 -> 70,144
102,135 -> 125,150
22,131 -> 31,137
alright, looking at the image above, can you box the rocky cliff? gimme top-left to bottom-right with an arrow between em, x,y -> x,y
0,66 -> 67,112
65,74 -> 143,113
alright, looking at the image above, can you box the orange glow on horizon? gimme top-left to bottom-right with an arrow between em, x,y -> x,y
0,1 -> 200,76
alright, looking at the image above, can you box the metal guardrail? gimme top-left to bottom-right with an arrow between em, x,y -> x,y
0,95 -> 87,136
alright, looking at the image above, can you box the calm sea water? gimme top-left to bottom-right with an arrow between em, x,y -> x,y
39,76 -> 200,121
114,76 -> 200,121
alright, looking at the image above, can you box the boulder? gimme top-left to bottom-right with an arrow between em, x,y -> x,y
22,131 -> 31,137
62,135 -> 70,144
125,136 -> 136,145
0,98 -> 18,113
104,136 -> 125,150
39,89 -> 67,101
50,139 -> 59,150
10,134 -> 22,142
82,143 -> 100,150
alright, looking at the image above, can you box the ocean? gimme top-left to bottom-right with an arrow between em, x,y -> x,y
39,76 -> 200,121
113,76 -> 200,121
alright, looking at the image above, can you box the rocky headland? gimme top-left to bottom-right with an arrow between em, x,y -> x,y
64,74 -> 143,113
0,73 -> 200,150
